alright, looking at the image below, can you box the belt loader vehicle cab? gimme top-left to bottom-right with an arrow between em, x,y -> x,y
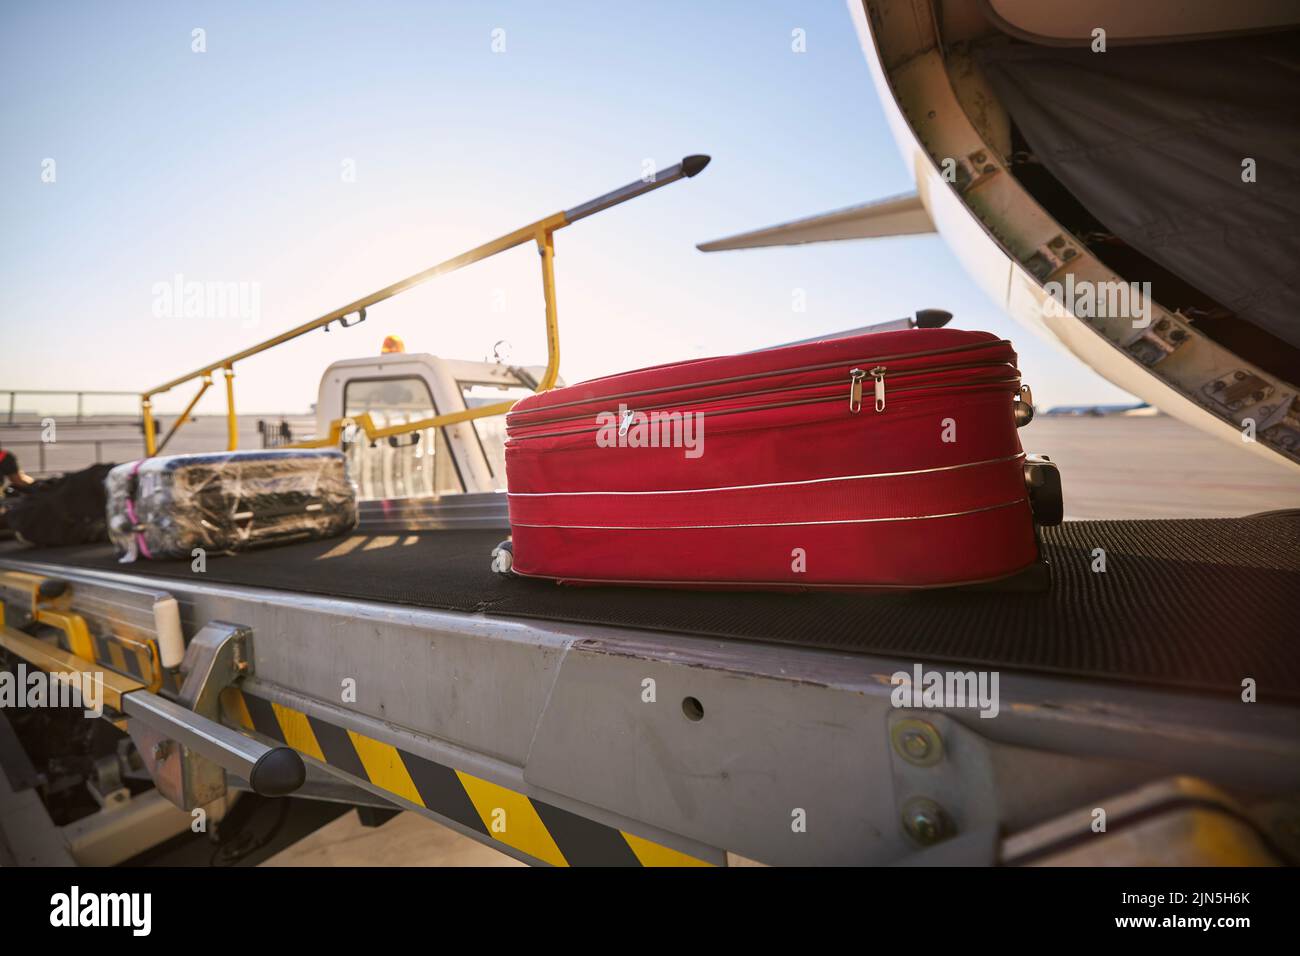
315,352 -> 550,500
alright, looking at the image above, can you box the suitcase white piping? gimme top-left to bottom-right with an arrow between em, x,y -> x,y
509,497 -> 1028,530
506,452 -> 1025,497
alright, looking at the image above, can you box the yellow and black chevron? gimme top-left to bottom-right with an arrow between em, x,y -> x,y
221,688 -> 712,867
88,630 -> 162,692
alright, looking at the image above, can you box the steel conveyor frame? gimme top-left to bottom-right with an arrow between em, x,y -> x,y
2,554 -> 1297,866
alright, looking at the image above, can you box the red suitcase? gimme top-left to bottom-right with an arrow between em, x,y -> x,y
501,327 -> 1052,590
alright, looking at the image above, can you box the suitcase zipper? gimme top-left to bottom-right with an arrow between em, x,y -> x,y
849,369 -> 866,413
516,359 -> 1012,434
511,376 -> 1018,443
508,338 -> 1013,425
847,366 -> 888,414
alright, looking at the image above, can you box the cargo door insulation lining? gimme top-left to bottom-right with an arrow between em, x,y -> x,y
973,31 -> 1300,353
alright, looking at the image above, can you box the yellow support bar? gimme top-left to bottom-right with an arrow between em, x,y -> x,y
144,209 -> 567,404
35,607 -> 97,662
287,402 -> 521,450
137,156 -> 709,454
536,229 -> 561,392
0,569 -> 46,615
0,624 -> 143,714
223,365 -> 238,451
0,570 -> 162,693
142,397 -> 158,456
155,375 -> 211,455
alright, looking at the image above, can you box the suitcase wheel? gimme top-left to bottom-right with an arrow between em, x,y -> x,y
490,540 -> 514,576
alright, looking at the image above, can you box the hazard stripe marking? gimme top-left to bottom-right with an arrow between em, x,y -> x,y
106,640 -> 129,676
271,703 -> 325,762
456,770 -> 568,867
305,715 -> 369,781
347,731 -> 424,807
532,799 -> 642,867
240,692 -> 285,742
221,687 -> 254,731
399,750 -> 488,836
622,831 -> 713,867
221,689 -> 711,867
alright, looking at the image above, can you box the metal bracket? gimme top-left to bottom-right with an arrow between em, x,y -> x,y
323,307 -> 367,332
887,711 -> 999,857
1023,233 -> 1083,282
178,621 -> 252,720
1123,314 -> 1190,366
954,149 -> 1001,195
128,622 -> 304,810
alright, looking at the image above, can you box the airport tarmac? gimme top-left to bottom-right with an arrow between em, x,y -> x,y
260,412 -> 1299,866
1017,414 -> 1299,518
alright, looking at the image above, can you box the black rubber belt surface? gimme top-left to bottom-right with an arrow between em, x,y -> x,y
4,515 -> 1298,700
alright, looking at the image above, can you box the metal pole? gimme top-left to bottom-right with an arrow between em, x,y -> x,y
142,398 -> 157,456
562,155 -> 710,223
536,231 -> 561,392
156,376 -> 212,455
142,155 -> 711,401
224,367 -> 237,451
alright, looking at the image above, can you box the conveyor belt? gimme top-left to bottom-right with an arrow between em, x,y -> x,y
3,514 -> 1299,700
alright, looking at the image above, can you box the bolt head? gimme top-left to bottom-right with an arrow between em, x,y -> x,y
902,731 -> 931,760
891,719 -> 943,767
901,797 -> 953,846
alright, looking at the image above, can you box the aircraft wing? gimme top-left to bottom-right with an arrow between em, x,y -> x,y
696,192 -> 934,252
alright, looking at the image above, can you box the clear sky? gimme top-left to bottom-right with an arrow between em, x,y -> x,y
1,0 -> 1135,416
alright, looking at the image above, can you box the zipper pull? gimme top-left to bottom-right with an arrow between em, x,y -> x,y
618,408 -> 635,436
848,368 -> 866,414
871,366 -> 887,412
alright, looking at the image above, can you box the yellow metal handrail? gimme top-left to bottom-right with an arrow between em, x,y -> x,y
141,156 -> 710,455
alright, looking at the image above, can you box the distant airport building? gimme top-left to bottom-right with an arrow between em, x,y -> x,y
1043,403 -> 1155,417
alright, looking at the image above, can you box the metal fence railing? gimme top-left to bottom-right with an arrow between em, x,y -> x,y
258,417 -> 316,449
3,389 -> 141,427
0,437 -> 145,477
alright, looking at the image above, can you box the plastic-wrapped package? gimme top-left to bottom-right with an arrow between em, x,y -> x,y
106,450 -> 357,562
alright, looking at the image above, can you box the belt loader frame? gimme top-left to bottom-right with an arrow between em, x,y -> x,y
138,155 -> 711,457
2,556 -> 1297,866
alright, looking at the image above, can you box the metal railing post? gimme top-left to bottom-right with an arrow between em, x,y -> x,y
142,398 -> 157,455
536,230 -> 561,392
224,366 -> 238,451
135,155 -> 710,452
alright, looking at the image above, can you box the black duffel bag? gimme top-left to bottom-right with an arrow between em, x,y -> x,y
2,463 -> 115,547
